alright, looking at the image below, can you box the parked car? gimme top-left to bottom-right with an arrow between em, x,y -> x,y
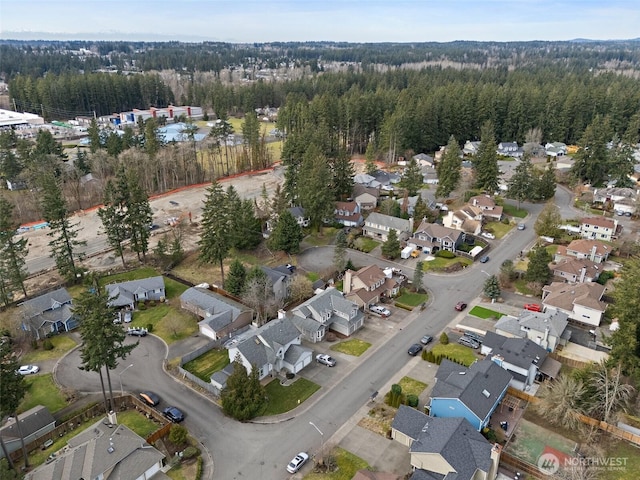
127,327 -> 148,337
17,365 -> 39,375
479,256 -> 490,263
163,406 -> 185,423
458,336 -> 480,349
420,335 -> 433,345
481,232 -> 495,239
454,301 -> 467,311
316,354 -> 336,367
369,304 -> 391,317
524,303 -> 543,312
408,343 -> 423,356
286,452 -> 309,474
139,391 -> 161,407
517,223 -> 526,230
463,331 -> 483,343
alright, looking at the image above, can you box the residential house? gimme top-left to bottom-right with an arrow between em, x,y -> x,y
522,142 -> 546,157
343,265 -> 400,309
495,309 -> 570,352
373,170 -> 401,189
554,239 -> 611,264
290,287 -> 364,342
226,316 -> 313,381
410,220 -> 464,254
469,195 -> 503,221
0,406 -> 56,460
392,406 -> 501,480
353,173 -> 381,188
552,257 -> 601,283
412,153 -> 435,167
421,166 -> 439,185
545,142 -> 567,157
496,141 -> 523,158
180,287 -> 253,340
353,187 -> 379,211
20,288 -> 76,340
363,213 -> 413,242
592,187 -> 638,214
463,140 -> 481,156
261,265 -> 295,301
443,205 -> 483,235
334,201 -> 364,227
580,216 -> 618,241
429,359 -> 512,431
289,206 -> 310,228
480,332 -> 562,390
542,282 -> 607,327
23,419 -> 165,480
106,276 -> 166,310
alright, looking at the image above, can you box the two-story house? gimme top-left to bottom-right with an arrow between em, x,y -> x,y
542,282 -> 607,327
412,153 -> 435,167
226,316 -> 313,381
20,288 -> 76,340
496,141 -> 523,158
290,287 -> 364,342
463,140 -> 481,156
545,142 -> 567,157
580,216 -> 618,241
429,359 -> 512,431
343,265 -> 400,309
363,213 -> 413,242
392,406 -> 501,480
554,239 -> 611,264
353,184 -> 380,211
481,332 -> 561,390
443,205 -> 483,235
410,220 -> 464,254
552,257 -> 600,283
333,201 -> 364,227
494,309 -> 570,352
261,265 -> 295,301
469,195 -> 503,221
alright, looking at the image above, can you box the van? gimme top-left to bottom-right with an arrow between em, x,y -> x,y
458,336 -> 480,349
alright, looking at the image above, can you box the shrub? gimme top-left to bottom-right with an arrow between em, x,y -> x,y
149,300 -> 156,307
195,456 -> 203,480
42,339 -> 54,350
439,332 -> 449,345
30,340 -> 38,349
596,271 -> 614,285
406,394 -> 419,408
146,323 -> 154,333
501,217 -> 510,225
168,425 -> 188,446
181,446 -> 200,459
436,250 -> 455,259
138,301 -> 147,310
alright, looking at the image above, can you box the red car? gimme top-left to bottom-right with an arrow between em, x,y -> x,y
524,303 -> 542,312
455,302 -> 467,311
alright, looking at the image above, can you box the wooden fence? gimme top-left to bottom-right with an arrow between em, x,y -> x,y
506,386 -> 539,404
500,451 -> 547,479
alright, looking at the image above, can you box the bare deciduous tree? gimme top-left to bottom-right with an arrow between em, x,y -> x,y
288,275 -> 313,304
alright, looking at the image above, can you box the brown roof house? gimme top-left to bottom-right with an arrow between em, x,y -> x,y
334,201 -> 364,227
552,257 -> 601,283
343,265 -> 400,309
542,282 -> 607,327
579,216 -> 619,242
410,220 -> 464,254
555,239 -> 611,264
442,205 -> 483,235
469,195 -> 503,221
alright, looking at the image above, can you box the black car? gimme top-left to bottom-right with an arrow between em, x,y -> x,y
408,343 -> 423,356
139,391 -> 160,407
163,406 -> 185,423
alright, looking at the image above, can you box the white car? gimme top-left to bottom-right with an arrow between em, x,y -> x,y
381,184 -> 394,191
287,452 -> 309,473
316,354 -> 337,367
18,365 -> 40,375
369,305 -> 391,317
481,232 -> 495,239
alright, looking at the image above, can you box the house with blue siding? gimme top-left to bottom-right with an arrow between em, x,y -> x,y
429,358 -> 512,431
20,288 -> 76,340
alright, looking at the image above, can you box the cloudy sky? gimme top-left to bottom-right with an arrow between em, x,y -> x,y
1,0 -> 639,43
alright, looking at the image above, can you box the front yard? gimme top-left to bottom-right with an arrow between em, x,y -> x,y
183,348 -> 230,382
422,255 -> 472,271
20,334 -> 78,363
305,447 -> 369,480
394,290 -> 428,309
19,373 -> 68,414
330,339 -> 371,357
429,343 -> 478,367
257,377 -> 321,416
468,306 -> 504,320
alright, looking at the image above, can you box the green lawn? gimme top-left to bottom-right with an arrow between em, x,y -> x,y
21,334 -> 78,363
397,376 -> 428,397
330,339 -> 371,357
394,290 -> 428,308
19,373 -> 68,414
305,447 -> 369,480
116,410 -> 161,438
353,237 -> 379,253
469,306 -> 504,320
600,439 -> 640,480
514,278 -> 537,296
304,227 -> 339,247
183,348 -> 230,382
130,304 -> 198,344
484,221 -> 513,239
422,256 -> 472,271
257,377 -> 321,416
503,204 -> 528,218
429,344 -> 477,367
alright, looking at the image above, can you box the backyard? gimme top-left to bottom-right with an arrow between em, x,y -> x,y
183,348 -> 230,382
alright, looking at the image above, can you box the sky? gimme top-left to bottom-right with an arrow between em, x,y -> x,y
1,0 -> 639,43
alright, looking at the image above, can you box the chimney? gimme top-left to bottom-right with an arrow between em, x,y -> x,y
343,270 -> 353,294
488,443 -> 503,480
277,309 -> 286,320
579,266 -> 587,283
590,244 -> 597,261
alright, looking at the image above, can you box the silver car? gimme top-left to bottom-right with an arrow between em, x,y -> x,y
287,452 -> 309,473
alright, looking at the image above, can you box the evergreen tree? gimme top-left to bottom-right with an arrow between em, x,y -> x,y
534,202 -> 562,238
571,115 -> 612,186
97,177 -> 129,268
226,259 -> 247,297
0,337 -> 27,469
333,229 -> 348,273
268,210 -> 303,254
608,137 -> 636,188
381,229 -> 401,259
525,245 -> 552,284
399,157 -> 423,196
473,121 -> 500,193
199,182 -> 232,285
226,186 -> 262,251
483,274 -> 501,301
127,171 -> 153,263
39,173 -> 86,282
87,118 -> 101,153
0,196 -> 28,305
507,152 -> 534,207
298,145 -> 334,232
364,142 -> 378,175
436,135 -> 462,198
413,261 -> 424,292
331,149 -> 355,200
534,164 -> 557,201
221,355 -> 266,421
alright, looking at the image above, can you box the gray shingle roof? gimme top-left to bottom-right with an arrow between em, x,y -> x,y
21,288 -> 72,317
0,406 -> 55,441
290,287 -> 362,334
180,287 -> 246,317
365,212 -> 411,233
496,310 -> 568,339
235,317 -> 301,367
105,276 -> 165,307
392,406 -> 492,480
482,331 -> 548,369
